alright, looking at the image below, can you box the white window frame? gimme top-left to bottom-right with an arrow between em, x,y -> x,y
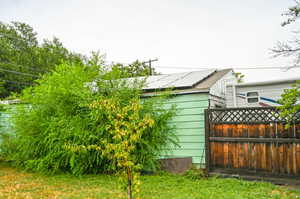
246,91 -> 259,104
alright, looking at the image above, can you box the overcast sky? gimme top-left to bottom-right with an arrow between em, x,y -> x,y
1,0 -> 300,82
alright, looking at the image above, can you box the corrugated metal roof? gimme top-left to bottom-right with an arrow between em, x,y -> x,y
140,69 -> 216,90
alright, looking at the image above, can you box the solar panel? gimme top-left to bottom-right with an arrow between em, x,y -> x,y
171,69 -> 216,88
98,69 -> 217,91
145,72 -> 189,90
143,69 -> 216,90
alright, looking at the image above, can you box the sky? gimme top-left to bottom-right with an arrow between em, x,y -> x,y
1,0 -> 300,82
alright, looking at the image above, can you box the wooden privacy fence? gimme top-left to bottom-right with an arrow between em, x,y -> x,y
205,107 -> 300,177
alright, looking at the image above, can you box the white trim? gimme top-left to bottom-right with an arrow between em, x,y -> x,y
232,84 -> 237,107
227,77 -> 299,87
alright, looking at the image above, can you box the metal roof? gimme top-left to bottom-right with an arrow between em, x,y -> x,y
137,69 -> 217,90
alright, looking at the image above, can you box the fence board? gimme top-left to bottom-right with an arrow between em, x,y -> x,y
206,107 -> 300,177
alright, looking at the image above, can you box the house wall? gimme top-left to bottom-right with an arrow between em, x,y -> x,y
208,70 -> 237,108
209,70 -> 237,99
226,82 -> 294,108
0,95 -> 209,167
209,95 -> 226,108
160,93 -> 209,167
0,104 -> 20,145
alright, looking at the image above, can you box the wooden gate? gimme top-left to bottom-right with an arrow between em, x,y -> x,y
205,107 -> 300,177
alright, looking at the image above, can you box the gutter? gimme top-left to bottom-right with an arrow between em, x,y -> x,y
142,89 -> 209,98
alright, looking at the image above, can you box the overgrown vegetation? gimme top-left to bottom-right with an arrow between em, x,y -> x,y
0,21 -> 167,198
0,63 -> 176,177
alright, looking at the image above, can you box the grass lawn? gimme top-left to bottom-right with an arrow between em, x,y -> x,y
0,162 -> 299,199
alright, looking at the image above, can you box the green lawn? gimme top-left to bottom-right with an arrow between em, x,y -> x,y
0,162 -> 299,199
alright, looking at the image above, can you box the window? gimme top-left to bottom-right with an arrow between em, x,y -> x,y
247,92 -> 258,97
246,91 -> 259,103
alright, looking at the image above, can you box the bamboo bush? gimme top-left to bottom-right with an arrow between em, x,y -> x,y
0,63 -> 177,198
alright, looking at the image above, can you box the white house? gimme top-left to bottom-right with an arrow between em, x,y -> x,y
226,77 -> 300,108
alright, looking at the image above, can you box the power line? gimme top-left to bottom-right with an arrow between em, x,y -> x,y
0,79 -> 35,85
106,60 -> 300,71
154,65 -> 300,70
0,67 -> 40,77
0,62 -> 48,73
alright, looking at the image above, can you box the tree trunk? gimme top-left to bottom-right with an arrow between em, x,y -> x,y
127,168 -> 133,199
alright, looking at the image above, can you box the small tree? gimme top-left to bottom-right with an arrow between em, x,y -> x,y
88,98 -> 154,199
277,81 -> 300,127
271,2 -> 300,127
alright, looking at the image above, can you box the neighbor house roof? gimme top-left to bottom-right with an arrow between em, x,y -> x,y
141,69 -> 216,91
135,68 -> 232,92
89,69 -> 233,96
227,76 -> 300,87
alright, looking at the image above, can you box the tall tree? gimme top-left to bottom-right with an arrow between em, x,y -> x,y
273,2 -> 300,125
0,21 -> 157,98
110,60 -> 159,78
272,1 -> 300,66
0,21 -> 84,98
0,21 -> 39,97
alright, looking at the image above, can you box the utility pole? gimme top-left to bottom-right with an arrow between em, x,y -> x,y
142,58 -> 158,75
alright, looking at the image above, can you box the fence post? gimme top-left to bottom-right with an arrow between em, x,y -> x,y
204,109 -> 210,172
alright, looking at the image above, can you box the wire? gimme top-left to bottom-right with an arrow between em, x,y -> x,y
2,31 -> 300,72
0,62 -> 48,73
106,60 -> 300,71
0,67 -> 40,77
1,79 -> 35,85
153,65 -> 300,70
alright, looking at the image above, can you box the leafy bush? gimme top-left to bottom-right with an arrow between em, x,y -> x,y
0,63 -> 177,175
183,167 -> 207,180
278,81 -> 300,127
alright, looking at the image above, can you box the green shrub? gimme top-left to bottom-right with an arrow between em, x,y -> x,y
0,63 -> 177,175
183,167 -> 207,180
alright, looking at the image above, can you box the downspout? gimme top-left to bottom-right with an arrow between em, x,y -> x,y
232,84 -> 237,107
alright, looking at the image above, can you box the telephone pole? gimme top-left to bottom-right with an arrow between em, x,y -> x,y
142,58 -> 158,75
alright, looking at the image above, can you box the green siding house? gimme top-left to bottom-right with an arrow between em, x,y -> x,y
0,69 -> 236,168
0,100 -> 23,146
141,69 -> 236,167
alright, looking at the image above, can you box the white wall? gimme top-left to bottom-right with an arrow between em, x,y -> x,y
210,70 -> 237,99
226,82 -> 294,108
